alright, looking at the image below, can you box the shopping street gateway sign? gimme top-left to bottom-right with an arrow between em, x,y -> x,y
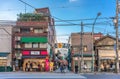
54,43 -> 70,48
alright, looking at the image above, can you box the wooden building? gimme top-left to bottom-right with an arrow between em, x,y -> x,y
94,35 -> 120,72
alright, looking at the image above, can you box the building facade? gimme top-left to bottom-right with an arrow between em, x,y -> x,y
94,35 -> 120,72
12,7 -> 55,72
70,32 -> 102,72
0,25 -> 13,67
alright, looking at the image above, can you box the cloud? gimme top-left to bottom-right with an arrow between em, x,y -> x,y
69,0 -> 78,2
0,12 -> 17,20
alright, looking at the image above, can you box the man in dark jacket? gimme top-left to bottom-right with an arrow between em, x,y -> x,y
75,64 -> 78,74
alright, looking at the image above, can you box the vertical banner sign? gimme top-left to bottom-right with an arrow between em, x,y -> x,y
45,58 -> 49,71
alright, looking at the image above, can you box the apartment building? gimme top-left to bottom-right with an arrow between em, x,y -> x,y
12,7 -> 55,71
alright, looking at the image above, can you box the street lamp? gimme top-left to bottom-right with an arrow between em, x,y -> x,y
91,12 -> 101,72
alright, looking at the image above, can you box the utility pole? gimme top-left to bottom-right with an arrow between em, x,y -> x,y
114,0 -> 119,73
79,21 -> 83,73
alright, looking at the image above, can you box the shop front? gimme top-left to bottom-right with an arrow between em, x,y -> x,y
22,50 -> 50,72
0,53 -> 12,72
72,54 -> 92,73
0,53 -> 11,66
98,50 -> 117,72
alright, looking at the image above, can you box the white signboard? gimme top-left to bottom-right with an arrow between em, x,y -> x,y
0,57 -> 7,59
58,48 -> 68,58
31,51 -> 40,55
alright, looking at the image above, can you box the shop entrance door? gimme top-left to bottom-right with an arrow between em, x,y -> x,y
23,58 -> 45,72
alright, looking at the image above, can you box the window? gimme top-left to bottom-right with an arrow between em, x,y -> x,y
44,28 -> 48,33
73,47 -> 79,52
24,43 -> 32,48
105,46 -> 113,49
94,37 -> 100,40
15,50 -> 22,59
15,41 -> 21,48
34,28 -> 43,33
108,41 -> 113,45
21,28 -> 30,33
14,28 -> 20,33
83,45 -> 87,52
39,43 -> 47,48
15,36 -> 21,41
15,45 -> 21,48
33,43 -> 39,48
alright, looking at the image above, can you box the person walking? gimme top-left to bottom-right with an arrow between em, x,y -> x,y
60,63 -> 64,73
63,64 -> 66,73
75,64 -> 78,74
27,61 -> 30,72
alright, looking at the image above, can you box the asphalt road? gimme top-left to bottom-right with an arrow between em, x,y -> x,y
82,73 -> 120,79
0,72 -> 120,79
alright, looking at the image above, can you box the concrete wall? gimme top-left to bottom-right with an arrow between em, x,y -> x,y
0,25 -> 13,66
0,26 -> 12,52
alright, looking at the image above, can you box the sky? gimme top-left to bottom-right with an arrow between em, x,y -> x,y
0,0 -> 118,43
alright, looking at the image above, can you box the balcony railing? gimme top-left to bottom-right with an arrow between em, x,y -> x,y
16,21 -> 48,26
14,32 -> 48,36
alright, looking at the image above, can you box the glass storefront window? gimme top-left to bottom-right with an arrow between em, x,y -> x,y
0,59 -> 7,66
100,59 -> 115,72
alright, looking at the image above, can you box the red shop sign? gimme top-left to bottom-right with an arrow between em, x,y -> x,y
41,51 -> 48,55
22,51 -> 30,55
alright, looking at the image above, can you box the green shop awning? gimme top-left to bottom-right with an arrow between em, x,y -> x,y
21,37 -> 47,43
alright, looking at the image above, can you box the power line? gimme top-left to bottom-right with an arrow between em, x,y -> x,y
0,0 -> 116,37
19,0 -> 35,13
18,0 -> 75,26
19,0 -> 35,9
55,22 -> 114,26
52,16 -> 76,25
48,31 -> 118,36
55,17 -> 113,22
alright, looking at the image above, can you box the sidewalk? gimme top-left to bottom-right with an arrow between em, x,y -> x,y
54,67 -> 70,73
